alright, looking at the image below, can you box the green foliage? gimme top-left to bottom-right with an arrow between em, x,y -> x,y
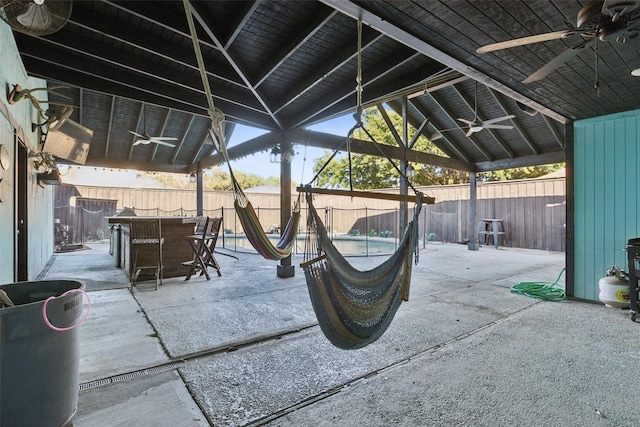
312,107 -> 564,189
368,229 -> 377,237
379,230 -> 392,238
348,229 -> 360,236
141,167 -> 283,191
479,164 -> 564,182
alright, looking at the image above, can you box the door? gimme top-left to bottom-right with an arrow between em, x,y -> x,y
15,141 -> 27,281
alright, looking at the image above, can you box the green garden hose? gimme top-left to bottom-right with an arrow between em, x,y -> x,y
510,268 -> 566,301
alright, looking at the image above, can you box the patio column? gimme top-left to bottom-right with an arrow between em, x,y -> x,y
277,138 -> 295,278
468,172 -> 479,251
196,169 -> 203,216
399,159 -> 409,232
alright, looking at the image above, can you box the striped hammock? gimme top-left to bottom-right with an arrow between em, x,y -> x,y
301,191 -> 422,349
232,174 -> 300,260
184,0 -> 299,262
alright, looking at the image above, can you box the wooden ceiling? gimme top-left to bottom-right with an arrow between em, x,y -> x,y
9,1 -> 640,174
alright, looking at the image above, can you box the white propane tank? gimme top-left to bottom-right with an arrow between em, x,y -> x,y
598,266 -> 630,308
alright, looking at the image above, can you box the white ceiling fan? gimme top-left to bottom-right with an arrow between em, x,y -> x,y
129,103 -> 177,148
456,82 -> 514,137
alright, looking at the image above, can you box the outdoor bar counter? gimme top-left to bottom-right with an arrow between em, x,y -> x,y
108,216 -> 199,279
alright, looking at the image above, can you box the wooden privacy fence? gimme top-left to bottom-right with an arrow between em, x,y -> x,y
64,175 -> 566,252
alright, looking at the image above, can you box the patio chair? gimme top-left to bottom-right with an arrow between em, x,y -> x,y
183,217 -> 222,280
130,219 -> 164,290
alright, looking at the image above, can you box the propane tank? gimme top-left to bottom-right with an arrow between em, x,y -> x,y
598,266 -> 630,308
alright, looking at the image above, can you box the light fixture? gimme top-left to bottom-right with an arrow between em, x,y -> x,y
189,172 -> 196,183
406,164 -> 415,179
281,147 -> 295,163
632,67 -> 640,76
269,145 -> 282,163
269,145 -> 295,163
469,124 -> 483,133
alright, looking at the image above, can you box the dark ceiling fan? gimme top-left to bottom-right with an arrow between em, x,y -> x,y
0,0 -> 72,36
456,82 -> 514,137
477,0 -> 640,83
129,103 -> 177,148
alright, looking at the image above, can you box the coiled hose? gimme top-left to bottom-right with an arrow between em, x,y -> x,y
510,268 -> 566,301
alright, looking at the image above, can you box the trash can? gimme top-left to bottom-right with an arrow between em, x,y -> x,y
0,280 -> 89,427
111,224 -> 121,267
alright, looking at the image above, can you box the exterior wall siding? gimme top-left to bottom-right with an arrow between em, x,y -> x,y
0,25 -> 54,283
574,110 -> 640,301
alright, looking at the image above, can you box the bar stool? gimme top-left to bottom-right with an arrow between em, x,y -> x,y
183,217 -> 222,280
130,219 -> 164,290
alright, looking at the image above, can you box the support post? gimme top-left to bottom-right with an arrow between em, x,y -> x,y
468,172 -> 479,251
277,139 -> 295,278
399,159 -> 408,232
196,169 -> 203,216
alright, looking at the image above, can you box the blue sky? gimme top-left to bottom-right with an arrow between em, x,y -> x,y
226,114 -> 356,184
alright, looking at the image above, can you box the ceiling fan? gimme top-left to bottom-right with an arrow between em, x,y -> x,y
0,0 -> 72,36
456,82 -> 514,137
477,0 -> 640,83
129,103 -> 177,148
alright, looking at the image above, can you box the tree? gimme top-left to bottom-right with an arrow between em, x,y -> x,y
141,167 -> 282,191
312,108 -> 564,189
312,108 -> 470,189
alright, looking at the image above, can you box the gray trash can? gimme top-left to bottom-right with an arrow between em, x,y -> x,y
0,280 -> 88,427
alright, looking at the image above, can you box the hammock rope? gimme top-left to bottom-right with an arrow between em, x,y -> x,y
184,0 -> 299,260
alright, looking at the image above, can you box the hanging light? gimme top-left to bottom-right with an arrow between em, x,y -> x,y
189,172 -> 196,183
406,164 -> 415,179
269,145 -> 282,163
270,144 -> 295,163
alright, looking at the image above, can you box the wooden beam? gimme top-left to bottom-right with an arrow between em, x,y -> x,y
298,186 -> 435,204
199,128 -> 474,172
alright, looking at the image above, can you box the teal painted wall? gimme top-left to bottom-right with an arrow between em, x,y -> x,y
0,23 -> 55,283
574,110 -> 640,301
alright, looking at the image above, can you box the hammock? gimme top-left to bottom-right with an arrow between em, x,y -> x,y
183,0 -> 300,261
232,174 -> 300,260
301,191 -> 422,349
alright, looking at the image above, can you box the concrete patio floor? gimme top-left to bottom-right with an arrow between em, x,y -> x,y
40,241 -> 640,426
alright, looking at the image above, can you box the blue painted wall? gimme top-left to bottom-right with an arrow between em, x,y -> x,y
0,23 -> 55,283
574,110 -> 640,301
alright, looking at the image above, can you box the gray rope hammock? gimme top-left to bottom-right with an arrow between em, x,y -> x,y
301,191 -> 422,349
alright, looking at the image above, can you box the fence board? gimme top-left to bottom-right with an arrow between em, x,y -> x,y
63,176 -> 566,251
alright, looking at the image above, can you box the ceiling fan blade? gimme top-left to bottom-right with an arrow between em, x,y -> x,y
153,140 -> 176,148
457,118 -> 475,126
522,38 -> 593,83
482,124 -> 514,130
477,30 -> 573,53
465,128 -> 474,137
149,137 -> 178,141
482,115 -> 515,126
129,130 -> 145,138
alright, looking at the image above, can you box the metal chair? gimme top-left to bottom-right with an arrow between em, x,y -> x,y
183,217 -> 222,280
130,219 -> 164,290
